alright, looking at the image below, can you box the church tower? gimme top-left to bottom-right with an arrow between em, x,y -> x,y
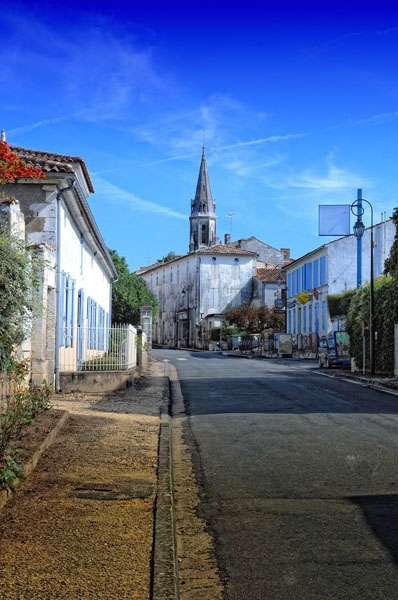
189,147 -> 217,252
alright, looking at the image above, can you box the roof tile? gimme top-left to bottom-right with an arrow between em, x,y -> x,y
10,145 -> 94,193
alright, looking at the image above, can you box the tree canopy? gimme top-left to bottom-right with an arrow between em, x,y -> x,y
224,303 -> 283,334
109,249 -> 158,325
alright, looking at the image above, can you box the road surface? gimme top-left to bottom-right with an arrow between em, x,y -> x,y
154,349 -> 398,600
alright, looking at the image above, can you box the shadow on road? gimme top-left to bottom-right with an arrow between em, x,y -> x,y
348,494 -> 398,565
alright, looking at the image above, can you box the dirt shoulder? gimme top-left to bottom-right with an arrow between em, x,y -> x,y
0,360 -> 166,600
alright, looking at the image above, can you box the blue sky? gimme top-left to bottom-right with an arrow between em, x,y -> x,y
2,0 -> 398,271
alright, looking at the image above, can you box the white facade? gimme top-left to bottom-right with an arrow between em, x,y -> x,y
140,245 -> 257,348
1,146 -> 117,388
285,219 -> 395,347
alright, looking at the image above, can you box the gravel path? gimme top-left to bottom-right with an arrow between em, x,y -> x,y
0,360 -> 166,600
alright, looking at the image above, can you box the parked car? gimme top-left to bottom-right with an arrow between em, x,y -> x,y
318,331 -> 351,369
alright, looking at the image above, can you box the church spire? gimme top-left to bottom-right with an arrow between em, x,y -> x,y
189,147 -> 217,252
192,146 -> 215,215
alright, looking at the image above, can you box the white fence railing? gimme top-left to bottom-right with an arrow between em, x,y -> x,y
59,324 -> 140,372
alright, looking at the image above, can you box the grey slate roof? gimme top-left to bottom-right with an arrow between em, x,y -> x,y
191,147 -> 215,216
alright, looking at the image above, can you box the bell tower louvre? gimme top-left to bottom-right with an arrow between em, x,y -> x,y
189,147 -> 217,252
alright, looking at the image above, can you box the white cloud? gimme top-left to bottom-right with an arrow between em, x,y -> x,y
92,176 -> 186,220
215,133 -> 307,151
356,111 -> 398,126
8,116 -> 71,137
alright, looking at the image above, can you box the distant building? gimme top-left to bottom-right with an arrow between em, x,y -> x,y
228,235 -> 290,267
138,148 -> 291,348
283,218 -> 395,349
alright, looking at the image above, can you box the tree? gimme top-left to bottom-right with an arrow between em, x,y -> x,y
109,249 -> 158,325
0,141 -> 46,367
0,231 -> 42,364
224,304 -> 281,335
384,207 -> 398,278
163,250 -> 176,263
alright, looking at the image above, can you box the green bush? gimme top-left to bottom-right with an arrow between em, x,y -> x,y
327,289 -> 356,318
346,276 -> 397,375
0,359 -> 52,493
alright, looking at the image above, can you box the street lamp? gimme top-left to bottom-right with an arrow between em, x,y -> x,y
181,283 -> 190,347
276,271 -> 286,333
351,190 -> 374,375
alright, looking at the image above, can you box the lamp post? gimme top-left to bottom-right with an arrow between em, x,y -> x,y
181,283 -> 190,348
276,271 -> 286,333
351,190 -> 374,375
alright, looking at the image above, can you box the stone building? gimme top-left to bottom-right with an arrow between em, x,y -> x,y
0,139 -> 117,388
138,148 -> 292,348
283,218 -> 395,349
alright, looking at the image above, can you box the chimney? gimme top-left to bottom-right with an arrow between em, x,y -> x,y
281,247 -> 290,261
225,233 -> 230,245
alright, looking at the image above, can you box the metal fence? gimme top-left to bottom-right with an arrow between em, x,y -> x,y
59,324 -> 139,372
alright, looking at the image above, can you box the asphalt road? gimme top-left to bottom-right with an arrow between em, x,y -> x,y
154,349 -> 398,600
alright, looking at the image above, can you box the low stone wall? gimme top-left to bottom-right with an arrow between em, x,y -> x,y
58,367 -> 140,394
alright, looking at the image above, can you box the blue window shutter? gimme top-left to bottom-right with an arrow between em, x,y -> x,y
59,271 -> 66,347
305,263 -> 312,290
320,256 -> 326,285
65,276 -> 73,348
87,296 -> 92,348
79,289 -> 85,326
313,259 -> 319,288
70,280 -> 76,347
322,300 -> 327,332
80,233 -> 84,275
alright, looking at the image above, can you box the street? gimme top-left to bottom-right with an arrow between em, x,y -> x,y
154,348 -> 398,600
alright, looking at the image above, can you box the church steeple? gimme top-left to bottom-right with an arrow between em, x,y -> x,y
189,147 -> 217,252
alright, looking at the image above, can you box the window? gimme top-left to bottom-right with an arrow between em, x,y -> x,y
313,259 -> 319,287
59,271 -> 75,348
304,262 -> 312,290
320,256 -> 327,285
232,264 -> 240,280
211,262 -> 219,282
80,233 -> 84,275
315,303 -> 319,334
201,224 -> 207,244
322,300 -> 327,332
98,307 -> 106,350
87,297 -> 98,349
287,272 -> 292,297
208,288 -> 219,308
